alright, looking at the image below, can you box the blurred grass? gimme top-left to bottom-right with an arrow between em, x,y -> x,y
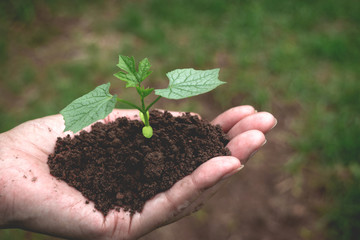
0,0 -> 360,239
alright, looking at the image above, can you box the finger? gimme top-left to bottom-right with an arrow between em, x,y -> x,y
227,112 -> 277,139
227,130 -> 266,163
170,156 -> 242,196
104,109 -> 140,123
163,155 -> 244,225
211,106 -> 256,133
132,156 -> 241,235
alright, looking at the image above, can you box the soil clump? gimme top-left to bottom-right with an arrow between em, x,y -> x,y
47,110 -> 230,215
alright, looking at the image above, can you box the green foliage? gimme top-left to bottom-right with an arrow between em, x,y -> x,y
290,73 -> 360,239
0,35 -> 8,64
0,1 -> 36,23
303,33 -> 355,63
326,175 -> 360,240
295,77 -> 360,166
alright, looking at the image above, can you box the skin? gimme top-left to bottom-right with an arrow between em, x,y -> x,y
0,105 -> 276,240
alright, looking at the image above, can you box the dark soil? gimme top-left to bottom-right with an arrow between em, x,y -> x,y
47,110 -> 231,216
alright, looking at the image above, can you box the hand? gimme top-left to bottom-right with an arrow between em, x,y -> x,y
0,106 -> 276,240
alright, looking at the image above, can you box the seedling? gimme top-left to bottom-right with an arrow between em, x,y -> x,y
60,55 -> 225,138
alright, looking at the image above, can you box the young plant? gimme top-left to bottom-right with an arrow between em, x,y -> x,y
60,55 -> 225,138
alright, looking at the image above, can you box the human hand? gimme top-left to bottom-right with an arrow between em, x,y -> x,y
0,106 -> 276,240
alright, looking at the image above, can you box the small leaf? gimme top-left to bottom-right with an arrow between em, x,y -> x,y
136,86 -> 154,97
114,55 -> 138,87
60,83 -> 117,133
137,58 -> 152,82
114,71 -> 137,88
117,55 -> 136,74
154,68 -> 225,100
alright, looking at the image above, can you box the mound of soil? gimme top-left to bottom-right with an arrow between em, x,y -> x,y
47,111 -> 231,216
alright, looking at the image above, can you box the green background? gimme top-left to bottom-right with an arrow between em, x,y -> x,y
0,0 -> 359,239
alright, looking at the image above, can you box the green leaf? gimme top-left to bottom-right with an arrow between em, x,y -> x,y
117,55 -> 136,74
154,68 -> 225,100
114,71 -> 137,88
137,58 -> 152,82
114,55 -> 138,87
136,86 -> 154,97
60,83 -> 117,133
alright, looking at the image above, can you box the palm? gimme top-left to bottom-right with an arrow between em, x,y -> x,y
0,106 -> 276,240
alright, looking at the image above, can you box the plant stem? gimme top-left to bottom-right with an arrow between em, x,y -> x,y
141,96 -> 146,113
116,98 -> 142,111
145,96 -> 162,112
139,96 -> 150,126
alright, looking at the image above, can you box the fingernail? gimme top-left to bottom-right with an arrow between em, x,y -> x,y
221,165 -> 244,180
254,139 -> 267,156
270,119 -> 278,131
245,139 -> 267,164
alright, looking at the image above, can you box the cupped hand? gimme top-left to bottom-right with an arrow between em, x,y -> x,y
0,106 -> 276,240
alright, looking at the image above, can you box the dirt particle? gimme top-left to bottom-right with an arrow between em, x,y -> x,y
116,192 -> 124,200
31,177 -> 38,182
